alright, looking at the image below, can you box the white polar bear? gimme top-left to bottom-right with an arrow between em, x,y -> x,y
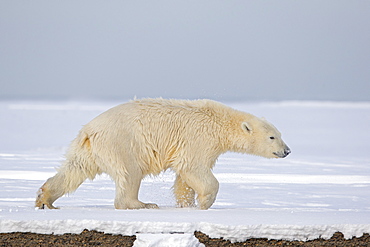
35,98 -> 290,210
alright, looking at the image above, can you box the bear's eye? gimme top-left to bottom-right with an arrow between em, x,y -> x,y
270,136 -> 275,140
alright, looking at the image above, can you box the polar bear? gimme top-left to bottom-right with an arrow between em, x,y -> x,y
35,98 -> 290,210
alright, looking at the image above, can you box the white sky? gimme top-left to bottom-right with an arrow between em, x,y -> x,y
1,1 -> 369,101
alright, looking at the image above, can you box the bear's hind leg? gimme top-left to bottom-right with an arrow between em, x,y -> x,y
173,175 -> 195,207
35,173 -> 66,209
35,159 -> 99,209
112,167 -> 159,210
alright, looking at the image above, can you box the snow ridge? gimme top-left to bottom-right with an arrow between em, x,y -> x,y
1,219 -> 370,242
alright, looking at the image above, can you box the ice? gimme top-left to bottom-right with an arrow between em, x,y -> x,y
0,100 -> 370,244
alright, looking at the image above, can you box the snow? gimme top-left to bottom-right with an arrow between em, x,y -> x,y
134,233 -> 204,247
1,100 -> 370,245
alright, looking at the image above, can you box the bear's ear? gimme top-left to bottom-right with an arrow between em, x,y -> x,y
241,122 -> 252,133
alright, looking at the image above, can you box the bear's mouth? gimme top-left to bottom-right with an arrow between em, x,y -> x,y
273,149 -> 291,158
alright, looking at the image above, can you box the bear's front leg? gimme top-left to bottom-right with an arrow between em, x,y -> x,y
180,169 -> 219,210
173,175 -> 195,207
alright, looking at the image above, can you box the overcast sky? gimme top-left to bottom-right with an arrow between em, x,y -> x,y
1,1 -> 369,101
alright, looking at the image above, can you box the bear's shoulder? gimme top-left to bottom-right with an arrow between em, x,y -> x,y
127,98 -> 255,125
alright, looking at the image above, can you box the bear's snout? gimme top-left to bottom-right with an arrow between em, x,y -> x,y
273,147 -> 291,158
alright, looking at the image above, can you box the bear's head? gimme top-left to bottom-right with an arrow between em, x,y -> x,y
231,116 -> 291,159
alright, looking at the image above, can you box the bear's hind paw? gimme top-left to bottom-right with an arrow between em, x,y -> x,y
35,194 -> 60,210
144,203 -> 159,209
115,200 -> 159,209
35,202 -> 60,210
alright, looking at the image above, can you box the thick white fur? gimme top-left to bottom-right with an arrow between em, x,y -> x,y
35,98 -> 290,210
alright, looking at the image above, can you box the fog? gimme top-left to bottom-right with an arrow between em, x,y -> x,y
1,1 -> 369,101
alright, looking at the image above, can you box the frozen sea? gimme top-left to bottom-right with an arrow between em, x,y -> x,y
0,100 -> 369,246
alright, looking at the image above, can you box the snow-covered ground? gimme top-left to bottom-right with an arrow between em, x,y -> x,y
1,100 -> 369,246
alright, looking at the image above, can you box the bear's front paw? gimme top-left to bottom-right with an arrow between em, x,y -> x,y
176,200 -> 196,208
198,194 -> 216,210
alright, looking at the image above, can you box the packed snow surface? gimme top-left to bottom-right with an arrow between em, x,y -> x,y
0,100 -> 369,244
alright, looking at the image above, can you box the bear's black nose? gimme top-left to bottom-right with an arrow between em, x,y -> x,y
284,148 -> 291,156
